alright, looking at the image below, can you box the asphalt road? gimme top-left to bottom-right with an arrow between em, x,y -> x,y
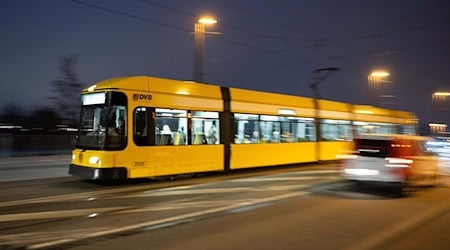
0,157 -> 449,250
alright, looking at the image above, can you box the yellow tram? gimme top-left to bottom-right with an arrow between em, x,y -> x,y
69,76 -> 417,180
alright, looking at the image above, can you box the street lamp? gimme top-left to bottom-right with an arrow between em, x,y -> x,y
433,92 -> 450,97
368,70 -> 390,106
193,16 -> 217,83
370,71 -> 390,78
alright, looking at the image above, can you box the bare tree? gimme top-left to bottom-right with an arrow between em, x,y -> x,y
49,54 -> 83,124
0,103 -> 27,124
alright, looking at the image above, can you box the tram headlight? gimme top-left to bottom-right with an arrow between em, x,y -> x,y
72,154 -> 76,161
89,156 -> 101,164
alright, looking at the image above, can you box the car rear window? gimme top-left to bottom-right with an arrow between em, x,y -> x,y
354,139 -> 391,158
355,138 -> 420,158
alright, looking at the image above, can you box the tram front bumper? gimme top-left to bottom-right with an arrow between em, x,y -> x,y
69,164 -> 127,180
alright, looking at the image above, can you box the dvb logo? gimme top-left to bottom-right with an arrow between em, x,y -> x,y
133,94 -> 152,101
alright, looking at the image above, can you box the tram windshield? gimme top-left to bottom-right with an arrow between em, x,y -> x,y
76,91 -> 127,150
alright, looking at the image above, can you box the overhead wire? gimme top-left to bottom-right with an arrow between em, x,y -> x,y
138,0 -> 313,63
140,0 -> 315,43
67,1 -> 280,53
66,0 -> 448,68
67,0 -> 193,33
67,0 -> 312,64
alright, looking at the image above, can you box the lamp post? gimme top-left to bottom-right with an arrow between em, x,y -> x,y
193,16 -> 217,83
368,70 -> 390,106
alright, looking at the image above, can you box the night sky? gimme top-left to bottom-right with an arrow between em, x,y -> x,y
1,0 -> 449,128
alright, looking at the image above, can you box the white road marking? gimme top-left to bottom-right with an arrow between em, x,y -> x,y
0,169 -> 337,207
25,191 -> 310,249
230,176 -> 322,182
0,168 -> 339,248
0,206 -> 131,222
0,184 -> 311,223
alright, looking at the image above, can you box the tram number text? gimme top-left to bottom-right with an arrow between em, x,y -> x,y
134,161 -> 146,167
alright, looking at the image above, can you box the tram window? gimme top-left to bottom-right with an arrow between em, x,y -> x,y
234,114 -> 316,144
354,122 -> 396,135
192,111 -> 219,145
110,91 -> 127,106
105,106 -> 127,149
291,117 -> 316,142
133,107 -> 152,146
155,108 -> 188,146
76,91 -> 128,150
234,113 -> 259,144
321,119 -> 352,141
354,122 -> 371,135
261,115 -> 280,143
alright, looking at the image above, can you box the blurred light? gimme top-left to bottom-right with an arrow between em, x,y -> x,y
359,149 -> 380,153
89,156 -> 100,164
384,157 -> 412,169
0,125 -> 22,129
354,109 -> 374,114
370,71 -> 390,78
198,17 -> 217,24
72,154 -> 76,161
385,157 -> 413,164
433,92 -> 450,96
176,90 -> 190,95
344,168 -> 379,175
88,213 -> 98,218
385,164 -> 409,168
278,109 -> 296,115
87,84 -> 96,92
94,169 -> 100,179
429,123 -> 447,128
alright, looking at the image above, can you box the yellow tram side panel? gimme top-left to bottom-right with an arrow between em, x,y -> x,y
352,105 -> 417,124
319,141 -> 354,161
147,77 -> 223,111
72,146 -> 224,178
317,99 -> 353,119
231,143 -> 316,169
229,87 -> 316,115
229,88 -> 317,169
125,77 -> 223,177
135,77 -> 224,177
118,145 -> 224,178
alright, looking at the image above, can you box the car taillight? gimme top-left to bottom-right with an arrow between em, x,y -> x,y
389,167 -> 408,179
385,157 -> 413,167
385,157 -> 412,179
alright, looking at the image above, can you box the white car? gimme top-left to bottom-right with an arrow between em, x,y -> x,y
340,134 -> 440,195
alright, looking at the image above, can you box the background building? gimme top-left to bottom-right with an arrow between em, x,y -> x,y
430,92 -> 450,135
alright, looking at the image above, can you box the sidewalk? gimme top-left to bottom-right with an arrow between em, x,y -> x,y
0,154 -> 72,183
